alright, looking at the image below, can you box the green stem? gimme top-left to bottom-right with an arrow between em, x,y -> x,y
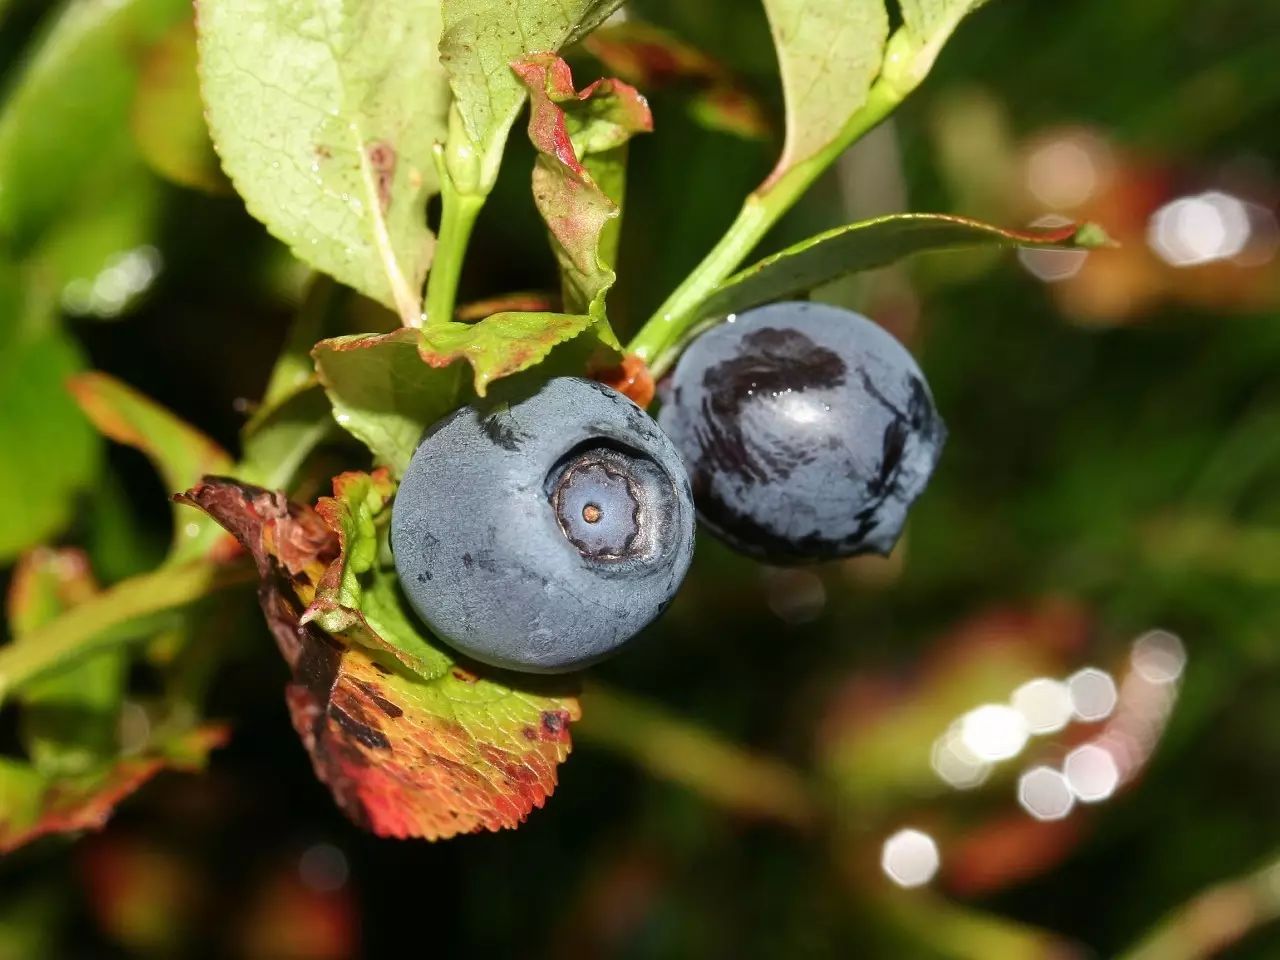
627,75 -> 907,374
424,185 -> 485,327
576,682 -> 819,828
1118,854 -> 1280,960
876,892 -> 1080,960
0,560 -> 253,703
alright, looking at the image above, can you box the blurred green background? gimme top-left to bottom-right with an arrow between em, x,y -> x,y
2,0 -> 1280,956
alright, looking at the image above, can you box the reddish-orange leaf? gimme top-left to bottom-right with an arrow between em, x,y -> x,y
583,22 -> 770,140
513,53 -> 650,316
287,643 -> 578,839
945,814 -> 1085,897
180,474 -> 581,840
0,727 -> 228,855
67,373 -> 231,498
456,291 -> 558,321
68,372 -> 234,560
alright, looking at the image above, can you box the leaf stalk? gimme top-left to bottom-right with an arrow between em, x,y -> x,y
424,172 -> 485,328
627,68 -> 908,376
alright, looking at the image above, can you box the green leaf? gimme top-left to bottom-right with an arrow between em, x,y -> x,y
1119,854 -> 1280,960
760,0 -> 888,189
511,53 -> 650,325
439,0 -> 624,192
302,470 -> 449,677
37,179 -> 163,317
312,472 -> 397,614
894,0 -> 993,84
0,270 -> 99,563
0,726 -> 227,854
239,387 -> 336,493
0,884 -> 60,959
419,311 -> 598,396
581,21 -> 772,141
313,328 -> 464,477
316,309 -> 601,469
197,0 -> 451,322
67,373 -> 231,499
696,214 -> 1113,322
0,347 -> 97,557
131,19 -> 225,193
255,278 -> 340,416
82,470 -> 168,584
67,372 -> 233,561
0,0 -> 186,252
6,549 -> 125,776
583,144 -> 628,276
0,560 -> 252,704
628,0 -> 998,369
181,474 -> 581,840
0,0 -> 174,318
240,278 -> 343,492
899,0 -> 990,39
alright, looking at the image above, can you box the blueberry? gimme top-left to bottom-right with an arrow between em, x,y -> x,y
391,377 -> 696,673
657,302 -> 946,563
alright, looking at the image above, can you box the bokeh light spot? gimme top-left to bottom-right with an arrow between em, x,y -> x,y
1130,630 -> 1187,684
1018,765 -> 1076,821
960,704 -> 1030,762
61,245 -> 162,318
761,568 -> 826,624
881,829 -> 940,888
1027,136 -> 1099,209
298,843 -> 350,893
1018,214 -> 1090,282
1068,667 -> 1118,722
1148,191 -> 1251,267
931,723 -> 992,789
1064,744 -> 1120,803
1012,677 -> 1075,735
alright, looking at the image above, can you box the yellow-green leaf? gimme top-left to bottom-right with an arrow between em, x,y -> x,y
760,0 -> 888,189
0,727 -> 227,854
197,0 -> 451,321
313,328 -> 464,477
896,0 -> 993,83
419,312 -> 596,396
439,0 -> 624,192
